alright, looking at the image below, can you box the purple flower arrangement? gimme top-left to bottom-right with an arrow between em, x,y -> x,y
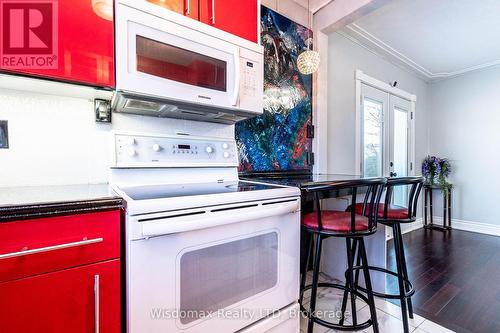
422,156 -> 451,186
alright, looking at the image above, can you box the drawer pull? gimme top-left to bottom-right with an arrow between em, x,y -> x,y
0,238 -> 104,260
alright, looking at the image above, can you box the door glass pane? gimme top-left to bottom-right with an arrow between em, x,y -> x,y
136,35 -> 227,92
393,107 -> 408,206
179,232 -> 278,325
363,98 -> 384,177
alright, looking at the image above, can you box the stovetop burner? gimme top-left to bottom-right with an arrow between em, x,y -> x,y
119,181 -> 282,201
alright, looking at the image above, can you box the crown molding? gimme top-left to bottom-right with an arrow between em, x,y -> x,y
342,23 -> 500,82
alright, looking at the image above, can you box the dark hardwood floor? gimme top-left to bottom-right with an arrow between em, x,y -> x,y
387,228 -> 500,333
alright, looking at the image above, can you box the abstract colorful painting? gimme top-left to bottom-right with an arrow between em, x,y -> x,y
235,6 -> 313,173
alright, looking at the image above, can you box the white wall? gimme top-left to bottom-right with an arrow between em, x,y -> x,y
0,88 -> 232,187
327,32 -> 429,174
429,67 -> 500,229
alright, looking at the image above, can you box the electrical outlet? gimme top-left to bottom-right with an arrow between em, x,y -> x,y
95,99 -> 112,123
0,121 -> 8,149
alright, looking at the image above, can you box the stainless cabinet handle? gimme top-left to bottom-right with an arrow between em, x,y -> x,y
186,0 -> 190,15
211,0 -> 215,24
94,274 -> 100,333
0,237 -> 104,260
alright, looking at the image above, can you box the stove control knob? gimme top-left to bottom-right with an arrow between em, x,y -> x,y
127,148 -> 137,157
222,143 -> 229,149
205,146 -> 214,154
152,144 -> 161,152
223,151 -> 230,158
127,137 -> 136,145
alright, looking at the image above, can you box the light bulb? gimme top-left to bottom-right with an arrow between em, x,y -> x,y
297,50 -> 320,75
92,0 -> 113,21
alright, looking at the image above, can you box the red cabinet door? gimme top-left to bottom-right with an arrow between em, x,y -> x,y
200,0 -> 258,43
0,0 -> 115,88
147,0 -> 199,20
0,259 -> 121,333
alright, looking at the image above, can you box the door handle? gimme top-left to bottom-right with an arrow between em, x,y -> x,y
211,0 -> 216,24
232,47 -> 240,106
94,275 -> 100,333
390,172 -> 398,177
185,0 -> 190,15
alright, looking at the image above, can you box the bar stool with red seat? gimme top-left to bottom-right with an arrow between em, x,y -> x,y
299,178 -> 387,333
346,176 -> 424,333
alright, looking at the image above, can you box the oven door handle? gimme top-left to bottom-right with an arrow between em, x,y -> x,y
141,199 -> 299,237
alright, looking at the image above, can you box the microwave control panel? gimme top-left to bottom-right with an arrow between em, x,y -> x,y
112,133 -> 238,168
242,61 -> 257,97
239,48 -> 264,114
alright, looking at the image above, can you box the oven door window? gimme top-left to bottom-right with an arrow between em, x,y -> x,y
179,232 -> 278,325
136,35 -> 227,92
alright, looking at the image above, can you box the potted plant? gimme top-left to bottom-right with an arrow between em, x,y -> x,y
422,156 -> 452,187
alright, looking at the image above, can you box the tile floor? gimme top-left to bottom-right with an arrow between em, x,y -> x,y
300,273 -> 455,333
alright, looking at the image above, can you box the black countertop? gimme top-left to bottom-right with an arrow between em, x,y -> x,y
0,184 -> 123,222
242,173 -> 368,203
242,173 -> 364,189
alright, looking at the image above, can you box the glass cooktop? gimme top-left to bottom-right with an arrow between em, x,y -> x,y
120,181 -> 283,201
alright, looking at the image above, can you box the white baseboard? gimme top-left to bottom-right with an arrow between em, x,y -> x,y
403,218 -> 424,234
385,218 -> 424,240
430,216 -> 500,237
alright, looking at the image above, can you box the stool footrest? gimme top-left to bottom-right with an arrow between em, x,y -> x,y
300,282 -> 373,331
348,266 -> 415,299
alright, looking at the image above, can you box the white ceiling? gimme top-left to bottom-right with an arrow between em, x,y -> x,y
293,0 -> 332,13
339,0 -> 500,81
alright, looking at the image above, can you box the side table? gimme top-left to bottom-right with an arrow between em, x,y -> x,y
423,183 -> 453,231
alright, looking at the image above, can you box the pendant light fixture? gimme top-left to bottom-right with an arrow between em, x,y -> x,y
297,0 -> 320,75
91,0 -> 113,21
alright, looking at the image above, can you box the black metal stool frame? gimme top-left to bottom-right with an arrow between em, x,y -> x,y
347,176 -> 424,333
299,178 -> 387,333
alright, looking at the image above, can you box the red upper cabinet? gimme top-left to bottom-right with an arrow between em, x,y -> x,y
200,0 -> 258,43
146,0 -> 258,43
0,0 -> 115,88
147,0 -> 200,20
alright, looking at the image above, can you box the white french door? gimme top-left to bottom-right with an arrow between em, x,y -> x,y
359,83 -> 415,199
389,95 -> 412,206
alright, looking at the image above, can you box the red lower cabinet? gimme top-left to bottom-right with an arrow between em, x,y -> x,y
0,259 -> 121,333
0,209 -> 122,332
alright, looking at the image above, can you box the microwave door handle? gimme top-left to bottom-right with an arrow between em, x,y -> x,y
232,47 -> 241,106
186,0 -> 190,15
141,200 -> 299,237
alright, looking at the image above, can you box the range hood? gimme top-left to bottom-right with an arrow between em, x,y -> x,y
112,91 -> 254,125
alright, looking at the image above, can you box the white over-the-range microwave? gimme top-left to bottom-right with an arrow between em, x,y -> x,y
113,0 -> 264,124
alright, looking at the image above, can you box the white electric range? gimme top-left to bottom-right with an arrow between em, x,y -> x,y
110,132 -> 301,333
